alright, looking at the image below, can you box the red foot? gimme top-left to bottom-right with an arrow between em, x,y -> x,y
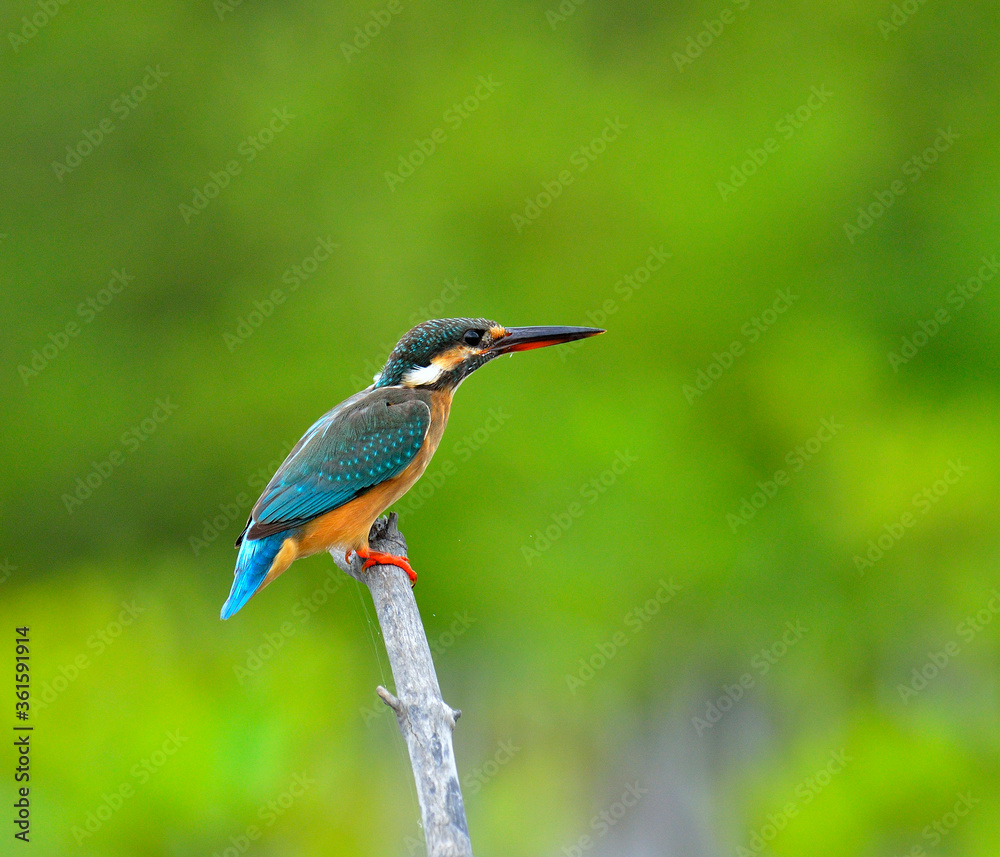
355,547 -> 417,586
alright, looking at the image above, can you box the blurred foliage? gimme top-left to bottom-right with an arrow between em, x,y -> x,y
2,0 -> 999,854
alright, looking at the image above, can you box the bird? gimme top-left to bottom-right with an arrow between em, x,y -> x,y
221,318 -> 604,618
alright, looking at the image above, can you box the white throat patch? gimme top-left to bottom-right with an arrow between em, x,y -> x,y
402,361 -> 445,387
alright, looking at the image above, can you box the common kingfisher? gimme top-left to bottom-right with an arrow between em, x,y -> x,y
221,318 -> 604,619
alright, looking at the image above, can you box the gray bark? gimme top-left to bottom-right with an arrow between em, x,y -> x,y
332,513 -> 474,857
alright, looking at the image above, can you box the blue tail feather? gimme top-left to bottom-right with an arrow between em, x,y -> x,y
221,532 -> 286,619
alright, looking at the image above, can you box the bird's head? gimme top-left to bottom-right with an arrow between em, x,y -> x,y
373,317 -> 604,391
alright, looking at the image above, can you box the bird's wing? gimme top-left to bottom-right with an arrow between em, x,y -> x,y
242,387 -> 431,541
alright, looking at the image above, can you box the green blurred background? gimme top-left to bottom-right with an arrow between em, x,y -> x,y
2,1 -> 999,854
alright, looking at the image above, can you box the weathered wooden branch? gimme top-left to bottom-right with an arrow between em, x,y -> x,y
332,513 -> 474,857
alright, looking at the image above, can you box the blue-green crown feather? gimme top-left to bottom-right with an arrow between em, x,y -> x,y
374,317 -> 499,388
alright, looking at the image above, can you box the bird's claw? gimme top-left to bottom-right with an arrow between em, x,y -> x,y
356,547 -> 417,587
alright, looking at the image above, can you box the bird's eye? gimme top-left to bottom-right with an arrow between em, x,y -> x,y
463,329 -> 484,346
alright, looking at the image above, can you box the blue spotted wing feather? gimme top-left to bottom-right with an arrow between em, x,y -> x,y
242,388 -> 431,541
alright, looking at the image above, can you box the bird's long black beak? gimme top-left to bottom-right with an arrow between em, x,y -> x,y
493,325 -> 605,353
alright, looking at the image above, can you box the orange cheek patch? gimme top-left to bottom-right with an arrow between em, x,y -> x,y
435,346 -> 471,370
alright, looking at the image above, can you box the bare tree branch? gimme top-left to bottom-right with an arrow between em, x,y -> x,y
332,513 -> 474,857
